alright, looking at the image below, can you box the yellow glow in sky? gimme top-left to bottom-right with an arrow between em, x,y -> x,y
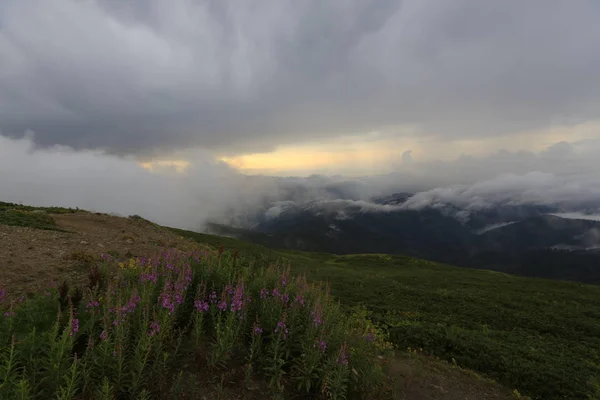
139,121 -> 600,177
219,139 -> 413,176
139,159 -> 191,173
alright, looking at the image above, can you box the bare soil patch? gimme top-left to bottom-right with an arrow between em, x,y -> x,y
0,211 -> 205,298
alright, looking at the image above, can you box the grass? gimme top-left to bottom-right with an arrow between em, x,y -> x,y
0,201 -> 76,231
2,206 -> 598,399
169,228 -> 600,400
0,201 -> 78,214
0,249 -> 393,399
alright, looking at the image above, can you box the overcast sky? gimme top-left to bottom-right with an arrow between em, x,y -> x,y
2,1 -> 600,227
1,0 -> 599,160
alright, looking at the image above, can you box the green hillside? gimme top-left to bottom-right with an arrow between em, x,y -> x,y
2,204 -> 599,399
169,227 -> 600,400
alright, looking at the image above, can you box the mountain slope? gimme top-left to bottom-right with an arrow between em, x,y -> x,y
172,226 -> 600,400
478,214 -> 600,250
209,205 -> 600,284
3,201 -> 600,398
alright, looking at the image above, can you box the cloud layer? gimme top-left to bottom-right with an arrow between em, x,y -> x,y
3,134 -> 600,230
1,0 -> 599,154
0,135 -> 240,230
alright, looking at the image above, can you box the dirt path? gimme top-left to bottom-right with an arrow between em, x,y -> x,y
0,211 -> 204,298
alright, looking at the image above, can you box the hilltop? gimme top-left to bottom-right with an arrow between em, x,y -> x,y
2,202 -> 600,398
0,201 -> 202,297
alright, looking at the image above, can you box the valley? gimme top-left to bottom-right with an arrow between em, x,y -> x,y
206,197 -> 600,285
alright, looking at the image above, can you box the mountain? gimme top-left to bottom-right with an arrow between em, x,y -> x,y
477,215 -> 600,251
206,201 -> 600,284
371,192 -> 414,205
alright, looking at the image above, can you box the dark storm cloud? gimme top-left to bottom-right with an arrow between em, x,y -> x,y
1,0 -> 599,154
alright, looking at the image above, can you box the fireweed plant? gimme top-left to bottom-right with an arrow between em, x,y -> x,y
0,249 -> 392,399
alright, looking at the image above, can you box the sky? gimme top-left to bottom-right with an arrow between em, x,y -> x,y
1,0 -> 600,228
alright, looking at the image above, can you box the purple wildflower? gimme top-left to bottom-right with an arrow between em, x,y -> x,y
253,325 -> 263,335
272,288 -> 280,297
87,300 -> 100,309
140,273 -> 158,284
161,294 -> 172,311
184,265 -> 192,284
294,295 -> 306,307
209,291 -> 218,304
120,292 -> 142,315
314,339 -> 327,353
99,330 -> 108,341
3,311 -> 15,317
70,318 -> 80,337
230,284 -> 245,312
311,305 -> 324,328
159,282 -> 176,314
280,293 -> 290,304
338,346 -> 349,365
259,288 -> 269,299
148,321 -> 161,336
194,300 -> 209,313
174,293 -> 184,305
217,300 -> 227,311
275,321 -> 289,340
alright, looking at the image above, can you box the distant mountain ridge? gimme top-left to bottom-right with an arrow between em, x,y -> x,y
206,196 -> 600,284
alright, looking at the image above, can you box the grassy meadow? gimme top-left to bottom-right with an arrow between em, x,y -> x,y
1,205 -> 599,399
170,228 -> 600,400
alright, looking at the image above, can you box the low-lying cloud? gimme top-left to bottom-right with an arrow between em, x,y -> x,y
253,139 -> 600,224
0,135 -> 240,230
3,135 -> 600,230
401,172 -> 600,212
